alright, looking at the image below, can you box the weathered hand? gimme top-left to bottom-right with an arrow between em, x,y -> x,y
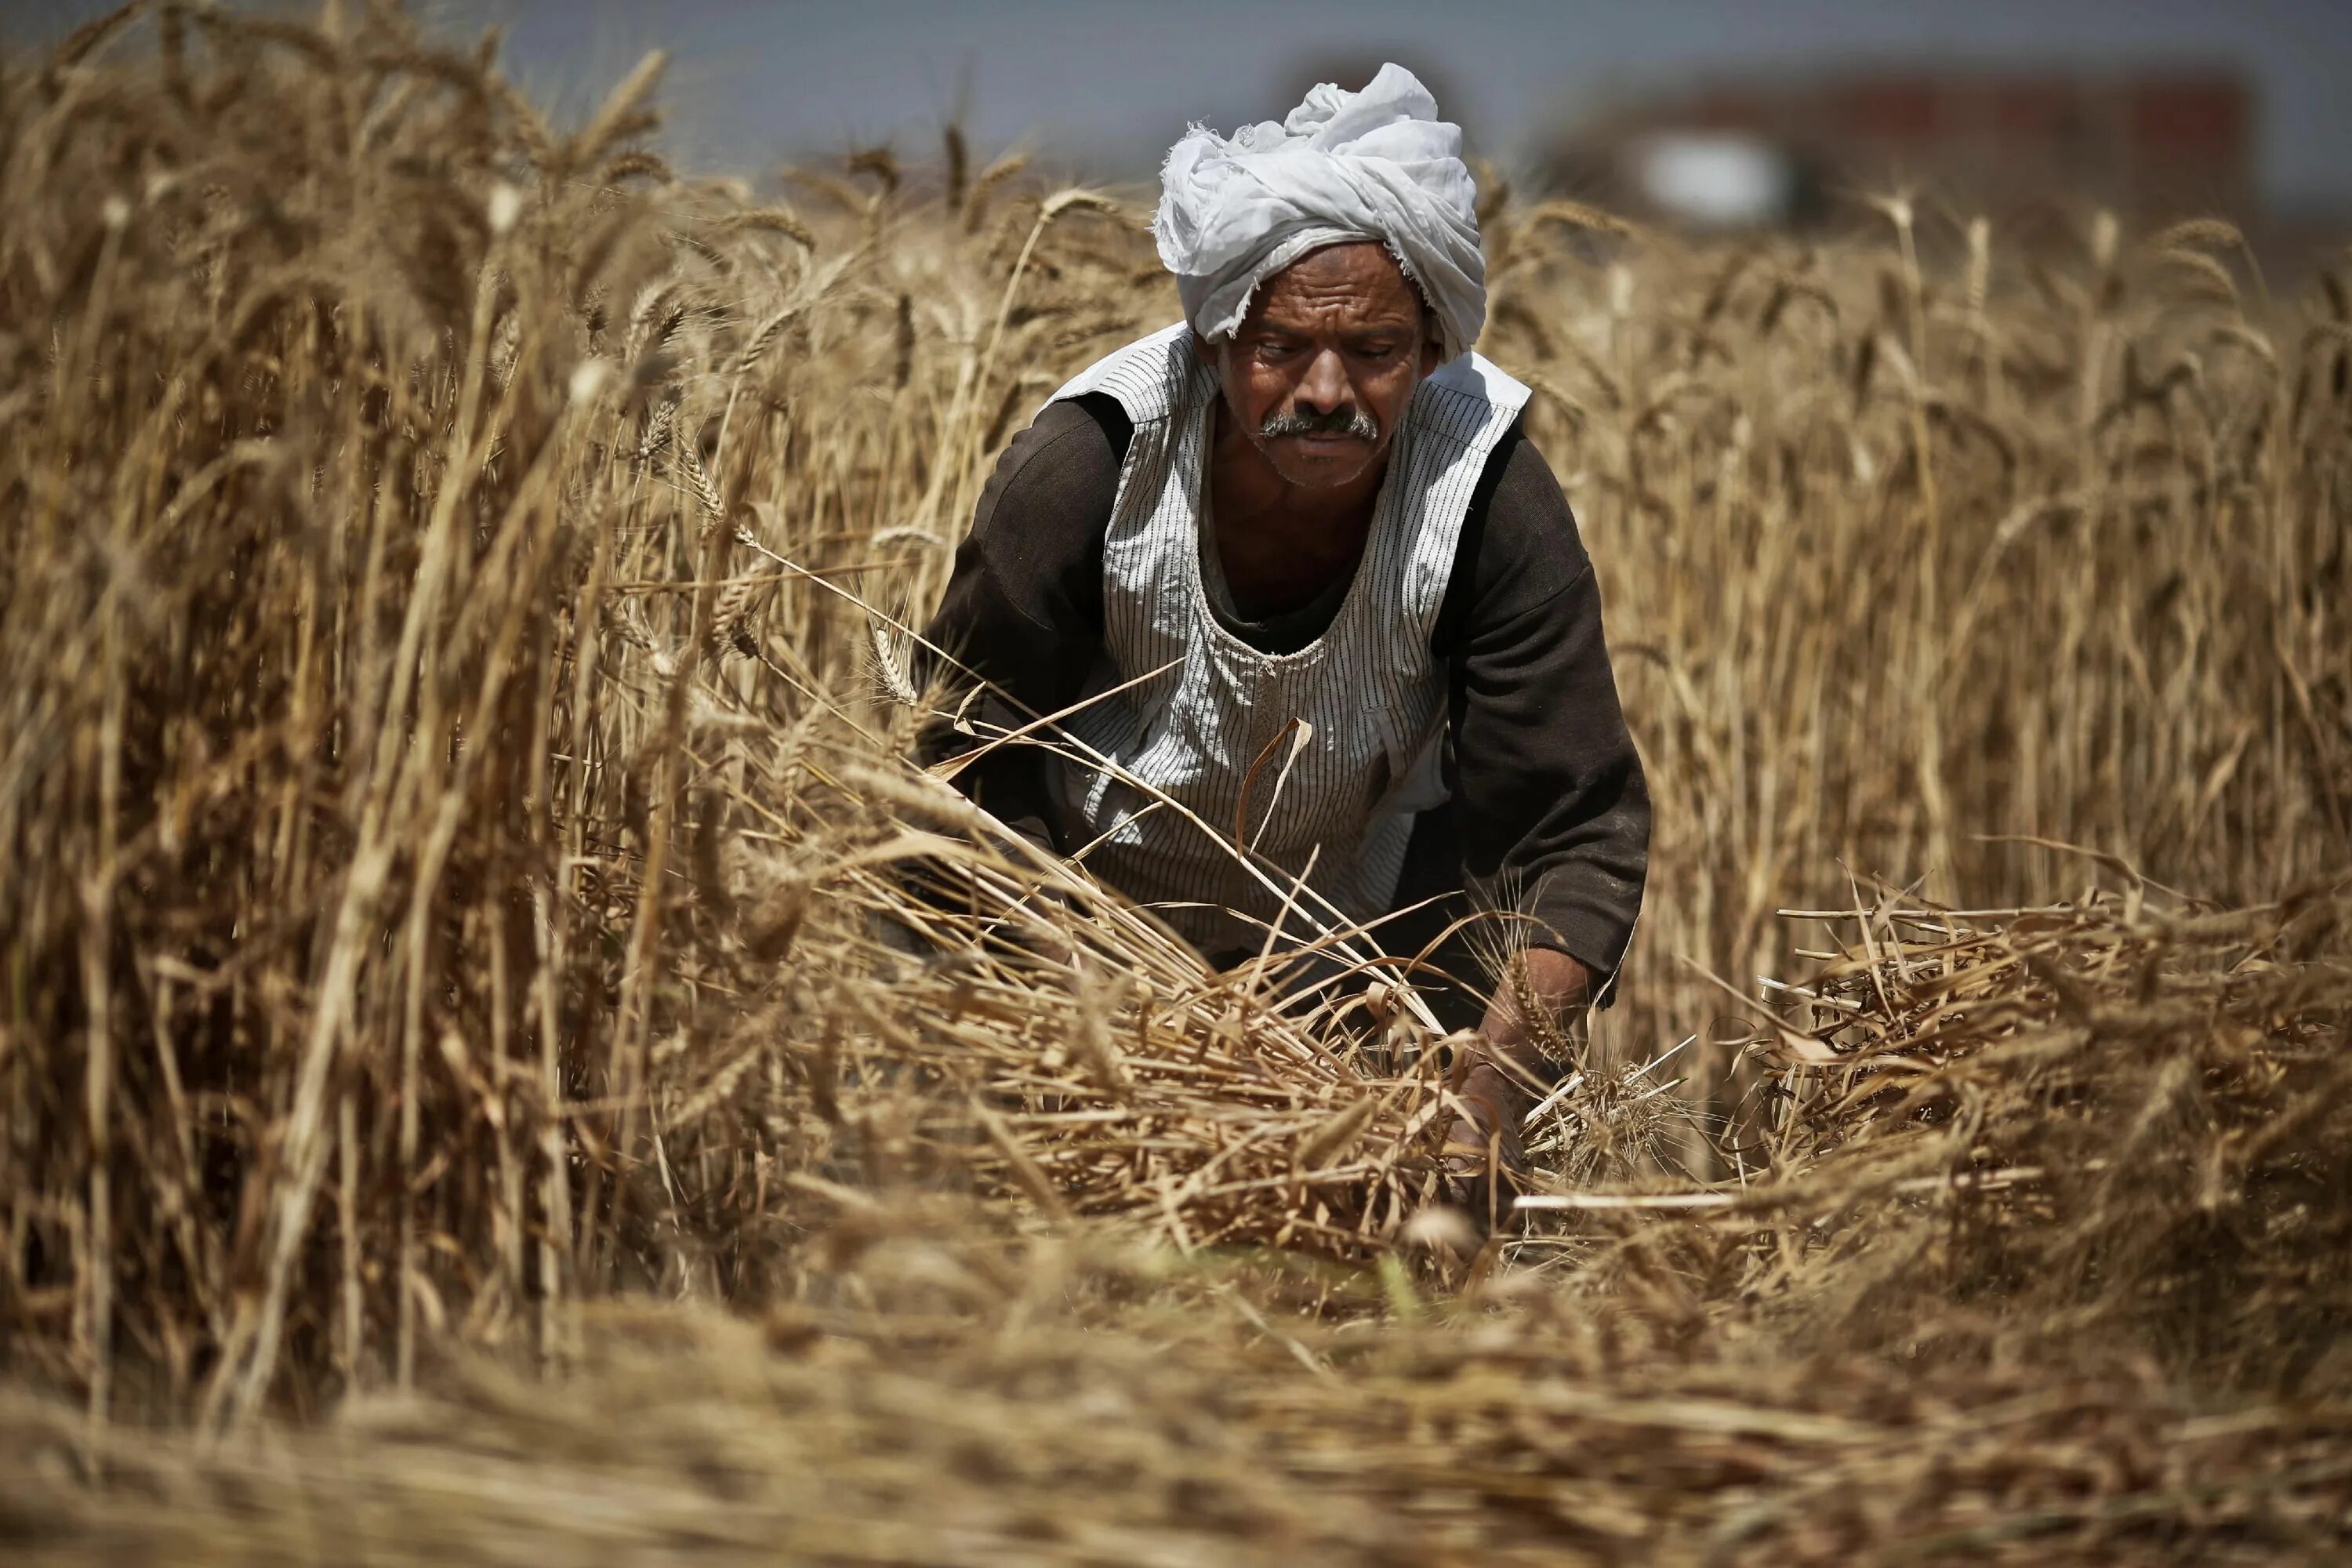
1440,948 -> 1592,1229
1476,946 -> 1592,1069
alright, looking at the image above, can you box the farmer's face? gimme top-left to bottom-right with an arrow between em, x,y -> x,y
1204,242 -> 1441,489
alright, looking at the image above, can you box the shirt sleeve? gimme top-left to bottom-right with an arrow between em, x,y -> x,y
1435,424 -> 1651,993
916,395 -> 1127,845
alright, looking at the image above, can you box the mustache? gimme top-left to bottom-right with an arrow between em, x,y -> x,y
1259,406 -> 1379,442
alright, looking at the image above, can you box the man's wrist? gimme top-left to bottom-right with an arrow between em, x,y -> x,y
1475,946 -> 1591,1075
1521,946 -> 1593,1004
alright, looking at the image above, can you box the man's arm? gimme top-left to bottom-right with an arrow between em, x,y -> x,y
1434,426 -> 1650,1176
916,395 -> 1127,840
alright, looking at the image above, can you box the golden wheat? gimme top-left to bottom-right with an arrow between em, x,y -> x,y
1,7 -> 2347,1562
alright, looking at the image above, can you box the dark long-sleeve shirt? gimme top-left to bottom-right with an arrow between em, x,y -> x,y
920,392 -> 1650,986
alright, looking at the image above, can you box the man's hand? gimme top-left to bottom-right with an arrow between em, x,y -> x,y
1477,946 -> 1591,1069
1442,947 -> 1592,1225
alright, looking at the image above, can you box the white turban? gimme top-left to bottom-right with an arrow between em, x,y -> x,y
1153,64 -> 1486,362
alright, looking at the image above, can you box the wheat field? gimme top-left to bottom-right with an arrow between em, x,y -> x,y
2,6 -> 2349,1563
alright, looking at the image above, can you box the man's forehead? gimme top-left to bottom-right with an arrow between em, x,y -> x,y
1247,244 -> 1425,326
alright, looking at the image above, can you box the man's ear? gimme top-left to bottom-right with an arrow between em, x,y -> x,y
1192,332 -> 1218,366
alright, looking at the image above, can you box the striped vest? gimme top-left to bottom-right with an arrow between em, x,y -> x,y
1043,324 -> 1530,956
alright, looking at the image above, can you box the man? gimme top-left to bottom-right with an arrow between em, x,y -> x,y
922,65 -> 1648,1190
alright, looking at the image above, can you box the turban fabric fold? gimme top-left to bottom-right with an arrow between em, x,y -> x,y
1152,64 -> 1486,361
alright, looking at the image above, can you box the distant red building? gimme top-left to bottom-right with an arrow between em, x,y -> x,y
1546,68 -> 2256,231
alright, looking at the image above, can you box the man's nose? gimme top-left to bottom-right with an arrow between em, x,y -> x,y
1294,348 -> 1350,415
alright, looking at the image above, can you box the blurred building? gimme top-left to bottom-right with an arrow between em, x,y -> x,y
1544,68 -> 2257,234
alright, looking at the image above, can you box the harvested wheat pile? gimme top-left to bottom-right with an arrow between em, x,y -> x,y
1737,883 -> 2352,1390
2,5 -> 2349,1563
1519,881 -> 2352,1368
